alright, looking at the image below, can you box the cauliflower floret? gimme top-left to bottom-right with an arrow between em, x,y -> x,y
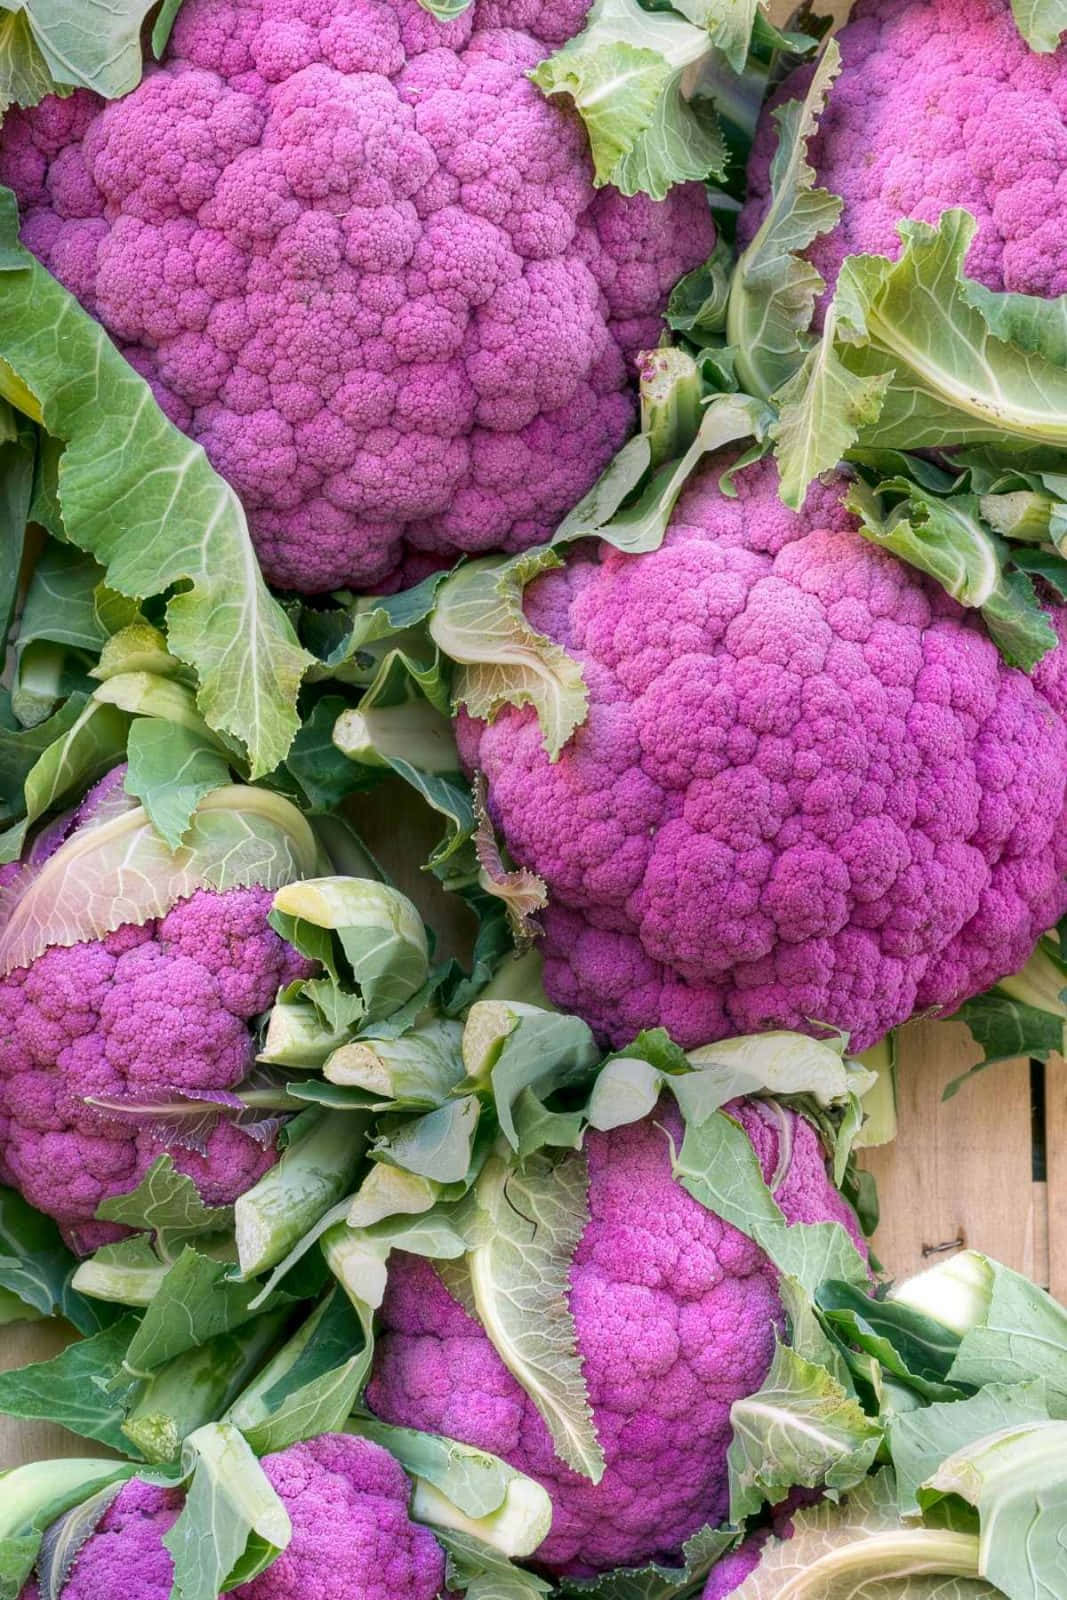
457,458 -> 1067,1050
19,1436 -> 445,1600
0,772 -> 313,1253
367,1099 -> 864,1576
0,0 -> 715,594
741,0 -> 1067,308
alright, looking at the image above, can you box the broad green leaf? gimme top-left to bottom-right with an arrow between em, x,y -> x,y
467,1150 -> 604,1483
0,693 -> 129,862
949,943 -> 1066,1092
816,1279 -> 963,1401
0,1 -> 163,104
728,41 -> 843,399
228,1290 -> 369,1455
164,1423 -> 291,1600
123,719 -> 232,850
0,785 -> 320,973
530,0 -> 725,200
0,9 -> 56,114
1009,0 -> 1067,51
924,1421 -> 1067,1600
674,1108 -> 868,1292
890,1382 -> 1059,1518
774,211 -> 1067,506
726,1472 -> 991,1598
372,1096 -> 480,1184
0,1314 -> 139,1449
947,1257 -> 1067,1393
430,548 -> 588,761
325,1018 -> 465,1106
0,190 -> 312,775
585,1056 -> 664,1132
0,1185 -> 118,1333
0,416 -> 35,652
122,1313 -> 288,1464
671,0 -> 758,73
269,877 -> 429,1024
728,1340 -> 881,1521
352,1420 -> 553,1558
846,478 -> 1057,672
481,1010 -> 600,1151
683,1030 -> 863,1119
120,1248 -> 297,1378
94,1154 -> 232,1263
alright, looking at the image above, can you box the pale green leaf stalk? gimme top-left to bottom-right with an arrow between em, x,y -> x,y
234,1111 -> 367,1277
258,993 -> 352,1070
852,1033 -> 898,1149
465,1149 -> 605,1483
638,346 -> 703,468
728,41 -> 844,400
332,699 -> 459,773
122,1313 -> 288,1464
164,1422 -> 291,1600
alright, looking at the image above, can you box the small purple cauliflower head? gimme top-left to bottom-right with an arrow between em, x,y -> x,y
457,458 -> 1067,1050
21,1435 -> 446,1600
701,1538 -> 766,1599
367,1099 -> 864,1576
741,0 -> 1067,309
0,0 -> 715,595
0,771 -> 314,1252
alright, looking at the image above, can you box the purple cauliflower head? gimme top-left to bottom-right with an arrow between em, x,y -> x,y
0,770 -> 314,1252
0,0 -> 714,595
457,458 -> 1067,1051
21,1435 -> 445,1600
367,1098 -> 864,1576
741,0 -> 1067,309
701,1537 -> 766,1599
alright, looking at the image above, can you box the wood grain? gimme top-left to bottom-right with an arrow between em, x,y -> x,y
859,1020 -> 1038,1284
1045,1057 -> 1067,1303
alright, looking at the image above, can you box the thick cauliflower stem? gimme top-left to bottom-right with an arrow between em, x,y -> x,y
0,0 -> 713,593
459,461 -> 1067,1050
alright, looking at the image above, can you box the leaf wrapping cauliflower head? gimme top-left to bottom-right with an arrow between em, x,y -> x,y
741,0 -> 1067,306
0,0 -> 714,594
458,458 -> 1067,1050
367,1098 -> 864,1576
0,770 -> 315,1253
19,1434 -> 445,1600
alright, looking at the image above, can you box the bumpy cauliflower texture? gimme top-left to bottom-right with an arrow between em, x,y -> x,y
367,1099 -> 863,1576
19,1435 -> 445,1600
741,0 -> 1067,305
457,459 -> 1067,1050
0,0 -> 714,593
0,772 -> 313,1252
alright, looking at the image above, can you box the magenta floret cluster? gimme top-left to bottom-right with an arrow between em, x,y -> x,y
0,0 -> 714,594
20,1435 -> 445,1600
741,0 -> 1067,306
0,774 -> 313,1253
458,459 -> 1067,1051
366,1099 -> 863,1576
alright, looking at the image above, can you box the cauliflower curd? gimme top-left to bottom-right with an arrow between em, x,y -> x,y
0,0 -> 714,593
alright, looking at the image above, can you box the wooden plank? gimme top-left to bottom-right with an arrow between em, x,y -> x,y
860,1020 -> 1038,1284
1045,1056 -> 1067,1303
